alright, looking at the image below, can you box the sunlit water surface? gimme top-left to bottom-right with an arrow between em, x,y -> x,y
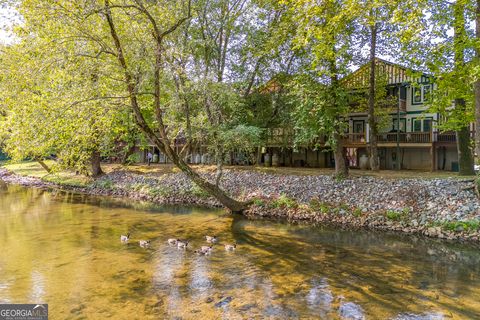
0,183 -> 479,319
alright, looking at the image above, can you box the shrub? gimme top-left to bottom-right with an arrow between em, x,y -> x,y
253,198 -> 265,206
309,199 -> 330,214
190,183 -> 210,199
270,194 -> 298,209
148,186 -> 172,197
352,208 -> 363,217
440,220 -> 480,232
385,210 -> 402,221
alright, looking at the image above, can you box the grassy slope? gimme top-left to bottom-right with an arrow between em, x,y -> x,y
0,161 -> 92,187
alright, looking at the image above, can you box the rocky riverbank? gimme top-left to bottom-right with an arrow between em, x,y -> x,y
1,166 -> 479,242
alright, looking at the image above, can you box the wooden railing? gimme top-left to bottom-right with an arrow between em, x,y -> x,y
377,132 -> 432,143
344,133 -> 366,144
434,132 -> 456,143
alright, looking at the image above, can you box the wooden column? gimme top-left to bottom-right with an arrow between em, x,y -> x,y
431,145 -> 436,172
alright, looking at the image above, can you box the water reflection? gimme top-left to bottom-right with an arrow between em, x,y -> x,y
0,185 -> 479,319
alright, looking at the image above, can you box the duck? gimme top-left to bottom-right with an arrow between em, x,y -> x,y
194,249 -> 210,255
224,243 -> 236,251
120,233 -> 130,243
200,245 -> 213,253
168,238 -> 180,245
139,240 -> 151,248
177,240 -> 189,249
205,235 -> 218,243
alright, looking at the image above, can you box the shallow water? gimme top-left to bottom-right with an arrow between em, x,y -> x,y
0,183 -> 479,319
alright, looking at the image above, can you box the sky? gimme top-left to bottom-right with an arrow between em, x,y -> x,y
0,6 -> 18,45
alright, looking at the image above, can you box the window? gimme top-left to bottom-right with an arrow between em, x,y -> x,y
411,85 -> 432,104
353,120 -> 364,133
413,87 -> 422,103
423,118 -> 432,132
412,117 -> 433,132
413,118 -> 422,132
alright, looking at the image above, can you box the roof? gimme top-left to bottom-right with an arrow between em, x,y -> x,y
341,58 -> 432,89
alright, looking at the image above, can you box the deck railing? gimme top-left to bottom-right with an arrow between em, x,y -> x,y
344,133 -> 366,144
377,132 -> 432,143
434,132 -> 456,143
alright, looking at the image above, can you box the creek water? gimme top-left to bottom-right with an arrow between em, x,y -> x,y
0,183 -> 479,319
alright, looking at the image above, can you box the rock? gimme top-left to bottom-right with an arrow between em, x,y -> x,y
205,297 -> 214,303
338,302 -> 365,320
214,296 -> 233,308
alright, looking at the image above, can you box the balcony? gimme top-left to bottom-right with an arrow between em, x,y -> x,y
377,132 -> 432,144
344,133 -> 367,145
434,132 -> 456,143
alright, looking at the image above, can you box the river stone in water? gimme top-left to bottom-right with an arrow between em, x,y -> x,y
339,301 -> 365,320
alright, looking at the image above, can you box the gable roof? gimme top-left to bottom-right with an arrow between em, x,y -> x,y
341,58 -> 431,89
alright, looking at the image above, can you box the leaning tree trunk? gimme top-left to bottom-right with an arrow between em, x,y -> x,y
333,133 -> 348,179
91,151 -> 104,177
174,155 -> 248,213
104,0 -> 248,213
368,22 -> 380,171
36,160 -> 51,174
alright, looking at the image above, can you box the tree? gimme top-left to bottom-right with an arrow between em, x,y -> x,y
475,0 -> 480,161
1,0 -> 295,212
342,0 -> 400,171
280,0 -> 356,178
0,34 -> 122,176
396,0 -> 476,175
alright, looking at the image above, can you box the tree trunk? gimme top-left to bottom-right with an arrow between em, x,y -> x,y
174,156 -> 248,213
91,151 -> 104,177
454,3 -> 475,176
475,0 -> 480,160
456,114 -> 475,176
333,133 -> 348,178
121,143 -> 136,164
37,160 -> 51,174
215,151 -> 224,187
368,22 -> 380,171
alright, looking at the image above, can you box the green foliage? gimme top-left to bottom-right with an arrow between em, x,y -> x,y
125,153 -> 140,165
148,186 -> 173,198
438,220 -> 480,232
93,179 -> 114,190
189,183 -> 211,199
385,210 -> 402,221
253,198 -> 265,206
270,194 -> 298,209
309,199 -> 330,214
352,207 -> 363,217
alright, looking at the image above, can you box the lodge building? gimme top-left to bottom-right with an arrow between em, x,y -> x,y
140,59 -> 467,172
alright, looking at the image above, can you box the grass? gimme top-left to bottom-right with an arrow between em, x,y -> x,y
1,161 -> 92,187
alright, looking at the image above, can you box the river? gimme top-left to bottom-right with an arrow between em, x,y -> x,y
0,183 -> 479,319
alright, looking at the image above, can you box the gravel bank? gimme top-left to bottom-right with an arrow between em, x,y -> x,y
1,167 -> 479,242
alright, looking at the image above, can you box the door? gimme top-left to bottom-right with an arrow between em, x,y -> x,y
353,120 -> 365,143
